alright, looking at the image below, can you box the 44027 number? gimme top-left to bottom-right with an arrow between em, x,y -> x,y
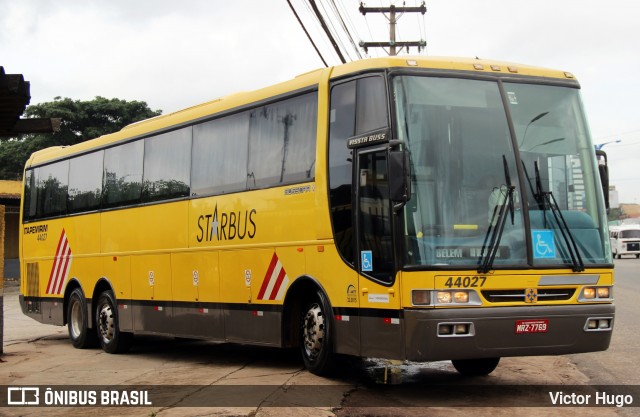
444,276 -> 486,288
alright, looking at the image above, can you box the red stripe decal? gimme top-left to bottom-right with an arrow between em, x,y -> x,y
257,253 -> 278,300
55,244 -> 72,294
268,266 -> 287,300
46,230 -> 67,294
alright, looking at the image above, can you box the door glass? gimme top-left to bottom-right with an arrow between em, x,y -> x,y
358,150 -> 394,282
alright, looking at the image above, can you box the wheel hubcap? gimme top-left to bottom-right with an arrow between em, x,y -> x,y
98,302 -> 115,344
303,303 -> 325,359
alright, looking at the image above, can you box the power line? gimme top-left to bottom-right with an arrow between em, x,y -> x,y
286,0 -> 329,67
329,0 -> 363,60
318,0 -> 354,61
308,0 -> 348,63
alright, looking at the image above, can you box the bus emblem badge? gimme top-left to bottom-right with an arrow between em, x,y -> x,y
525,288 -> 538,303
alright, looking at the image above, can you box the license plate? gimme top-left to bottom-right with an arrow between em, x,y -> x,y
628,242 -> 639,251
515,319 -> 548,334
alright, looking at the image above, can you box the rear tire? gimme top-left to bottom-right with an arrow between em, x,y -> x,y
96,290 -> 133,354
451,357 -> 500,376
301,290 -> 335,375
67,288 -> 97,348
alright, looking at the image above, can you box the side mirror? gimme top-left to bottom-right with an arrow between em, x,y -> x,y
596,150 -> 609,210
388,140 -> 411,211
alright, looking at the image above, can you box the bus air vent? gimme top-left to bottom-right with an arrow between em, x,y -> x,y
481,288 -> 576,303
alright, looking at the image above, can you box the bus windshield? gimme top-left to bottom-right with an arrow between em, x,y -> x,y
394,75 -> 611,269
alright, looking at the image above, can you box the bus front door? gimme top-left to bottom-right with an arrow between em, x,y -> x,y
356,148 -> 403,359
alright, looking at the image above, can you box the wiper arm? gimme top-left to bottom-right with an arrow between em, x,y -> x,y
478,185 -> 515,273
477,156 -> 515,274
534,162 -> 585,272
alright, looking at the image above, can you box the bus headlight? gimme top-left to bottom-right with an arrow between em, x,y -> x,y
436,291 -> 452,304
434,290 -> 481,306
454,291 -> 469,303
412,289 -> 482,306
579,286 -> 612,302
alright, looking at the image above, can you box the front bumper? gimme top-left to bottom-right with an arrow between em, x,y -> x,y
404,304 -> 614,361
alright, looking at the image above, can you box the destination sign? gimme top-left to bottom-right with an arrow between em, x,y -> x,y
435,246 -> 510,259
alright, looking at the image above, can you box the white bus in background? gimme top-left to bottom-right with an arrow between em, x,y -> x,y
610,224 -> 640,259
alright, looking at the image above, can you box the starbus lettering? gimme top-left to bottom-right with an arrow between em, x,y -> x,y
197,204 -> 257,242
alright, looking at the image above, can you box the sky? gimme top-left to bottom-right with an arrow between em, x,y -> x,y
1,0 -> 639,203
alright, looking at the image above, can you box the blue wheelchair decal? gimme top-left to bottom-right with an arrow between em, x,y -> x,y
361,250 -> 373,272
532,230 -> 556,259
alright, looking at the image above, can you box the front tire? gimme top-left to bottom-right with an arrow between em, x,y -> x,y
301,290 -> 335,375
67,288 -> 97,348
451,357 -> 500,376
96,290 -> 133,354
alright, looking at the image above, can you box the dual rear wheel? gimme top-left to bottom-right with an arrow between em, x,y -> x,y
66,288 -> 132,354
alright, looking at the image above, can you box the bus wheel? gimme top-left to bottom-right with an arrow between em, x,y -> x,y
67,288 -> 97,348
96,290 -> 132,354
301,291 -> 335,375
451,357 -> 500,376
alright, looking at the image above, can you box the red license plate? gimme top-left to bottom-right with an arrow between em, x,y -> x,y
515,319 -> 549,334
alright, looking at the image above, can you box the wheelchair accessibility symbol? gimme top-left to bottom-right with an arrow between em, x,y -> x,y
361,250 -> 373,272
532,230 -> 556,259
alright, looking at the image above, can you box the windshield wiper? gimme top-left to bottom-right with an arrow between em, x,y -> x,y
534,161 -> 585,272
477,155 -> 515,274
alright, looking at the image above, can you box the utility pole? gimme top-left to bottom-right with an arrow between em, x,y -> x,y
359,2 -> 427,56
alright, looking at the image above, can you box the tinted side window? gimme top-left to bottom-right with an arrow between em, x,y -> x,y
279,93 -> 318,183
23,169 -> 36,221
142,127 -> 192,202
68,151 -> 104,213
103,140 -> 144,207
356,76 -> 388,133
248,92 -> 318,188
329,81 -> 357,265
192,112 -> 249,196
37,160 -> 69,217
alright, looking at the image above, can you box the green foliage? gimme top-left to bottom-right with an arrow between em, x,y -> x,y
607,207 -> 627,223
0,96 -> 161,180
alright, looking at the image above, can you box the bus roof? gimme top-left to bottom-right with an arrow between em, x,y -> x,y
25,56 -> 578,167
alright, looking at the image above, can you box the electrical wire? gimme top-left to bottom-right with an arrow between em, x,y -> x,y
308,0 -> 347,63
329,0 -> 363,59
336,0 -> 365,58
286,0 -> 329,66
318,0 -> 354,61
301,0 -> 337,62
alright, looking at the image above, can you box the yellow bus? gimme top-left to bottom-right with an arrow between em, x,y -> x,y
19,57 -> 614,376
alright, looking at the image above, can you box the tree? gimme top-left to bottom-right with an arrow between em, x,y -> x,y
607,206 -> 627,223
0,96 -> 161,180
